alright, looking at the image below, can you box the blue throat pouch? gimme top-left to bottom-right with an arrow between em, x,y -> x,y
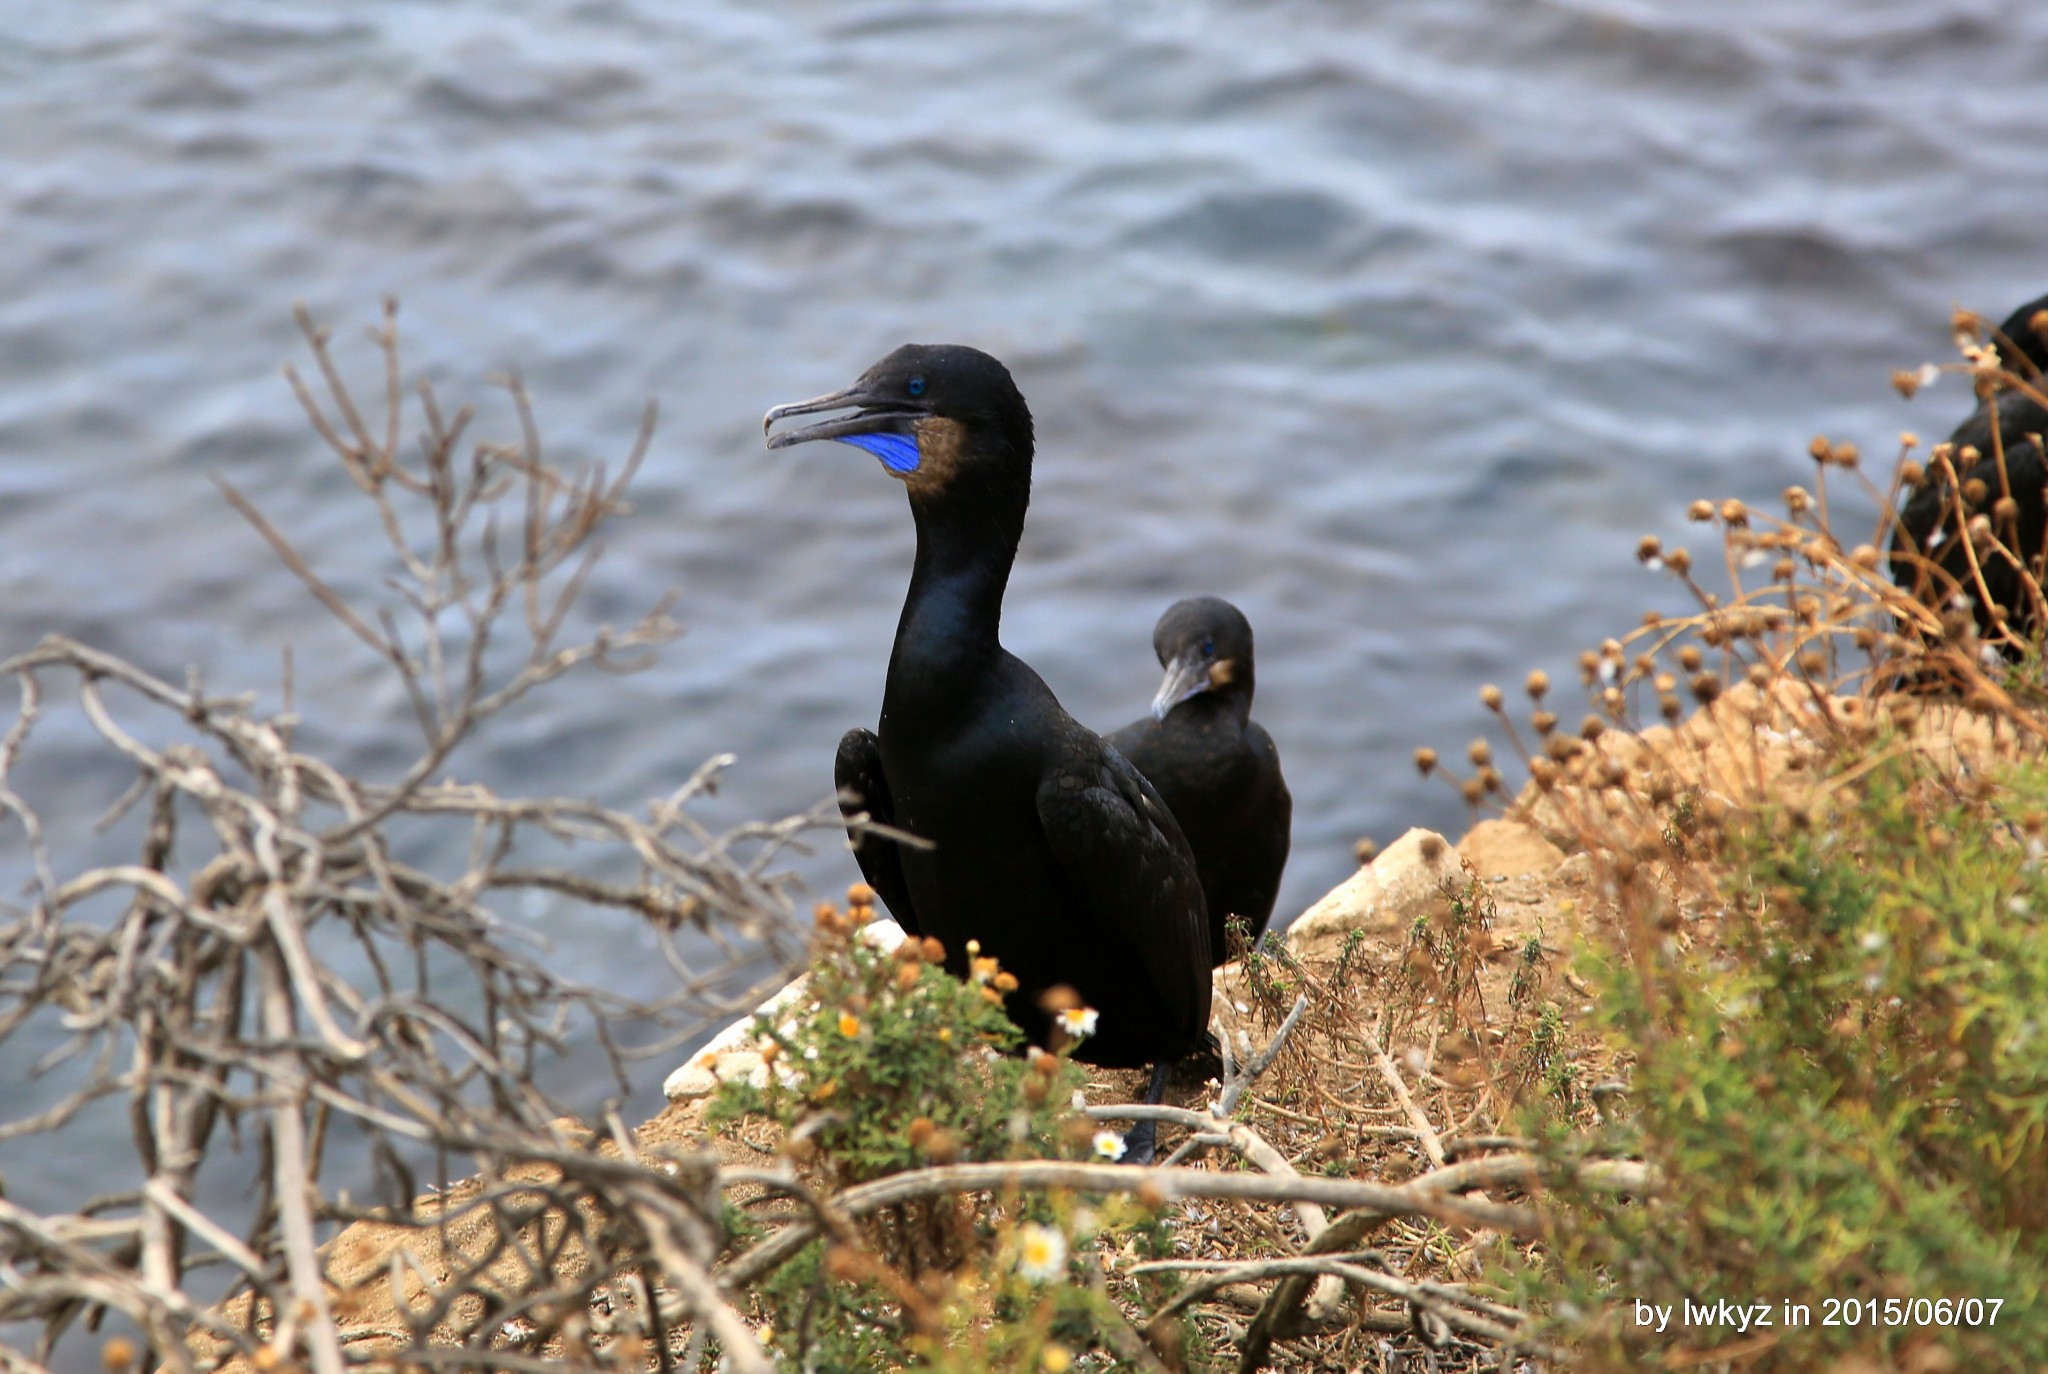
836,430 -> 920,473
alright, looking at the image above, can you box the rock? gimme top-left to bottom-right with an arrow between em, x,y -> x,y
1457,818 -> 1566,881
1286,827 -> 1462,958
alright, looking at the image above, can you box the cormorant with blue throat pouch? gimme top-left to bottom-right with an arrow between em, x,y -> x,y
764,345 -> 1214,1157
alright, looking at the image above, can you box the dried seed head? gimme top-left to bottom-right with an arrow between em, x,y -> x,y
1037,982 -> 1081,1013
1962,477 -> 1989,506
1678,644 -> 1704,672
1414,747 -> 1438,777
1798,649 -> 1826,675
1599,758 -> 1627,788
848,882 -> 876,907
1807,435 -> 1831,462
1467,738 -> 1493,767
1529,757 -> 1559,791
1833,441 -> 1860,468
1460,777 -> 1485,806
1580,715 -> 1606,741
1354,836 -> 1379,865
1578,649 -> 1600,684
1478,766 -> 1504,794
1638,534 -> 1663,563
1773,557 -> 1797,581
1747,663 -> 1771,688
921,936 -> 948,964
1996,495 -> 2020,523
1634,653 -> 1655,678
1850,544 -> 1879,570
1480,683 -> 1504,711
1784,486 -> 1811,514
1720,499 -> 1748,527
1525,669 -> 1550,699
1688,499 -> 1715,522
1666,547 -> 1693,574
1691,672 -> 1721,703
1853,626 -> 1876,650
1892,369 -> 1923,398
1660,694 -> 1681,722
1532,709 -> 1558,735
1899,458 -> 1926,488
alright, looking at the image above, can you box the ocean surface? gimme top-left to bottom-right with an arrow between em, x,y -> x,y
5,0 -> 2048,1336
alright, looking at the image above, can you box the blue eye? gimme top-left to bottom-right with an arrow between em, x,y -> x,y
1199,636 -> 1215,657
908,376 -> 926,397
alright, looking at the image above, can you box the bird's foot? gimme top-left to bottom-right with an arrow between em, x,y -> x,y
1121,1118 -> 1159,1167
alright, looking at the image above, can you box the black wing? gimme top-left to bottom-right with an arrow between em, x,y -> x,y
834,727 -> 919,935
1890,394 -> 2048,644
1036,731 -> 1212,1054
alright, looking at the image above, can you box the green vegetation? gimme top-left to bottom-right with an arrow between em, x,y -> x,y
710,892 -> 1185,1372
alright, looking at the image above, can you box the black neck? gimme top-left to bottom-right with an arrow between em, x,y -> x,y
890,448 -> 1031,682
1176,676 -> 1254,728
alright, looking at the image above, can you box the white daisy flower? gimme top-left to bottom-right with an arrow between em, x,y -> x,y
1092,1129 -> 1127,1161
1016,1222 -> 1067,1281
1056,1005 -> 1100,1039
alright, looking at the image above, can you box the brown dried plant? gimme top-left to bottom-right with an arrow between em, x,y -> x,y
0,303 -> 834,1374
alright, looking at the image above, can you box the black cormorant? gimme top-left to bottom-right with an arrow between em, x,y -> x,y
1107,597 -> 1291,962
1890,293 -> 2048,650
764,346 -> 1214,1095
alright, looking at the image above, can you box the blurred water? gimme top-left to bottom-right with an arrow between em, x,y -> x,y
4,0 -> 2048,1251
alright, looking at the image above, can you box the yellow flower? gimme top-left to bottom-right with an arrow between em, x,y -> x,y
837,1011 -> 861,1037
1040,1344 -> 1073,1373
1015,1222 -> 1067,1282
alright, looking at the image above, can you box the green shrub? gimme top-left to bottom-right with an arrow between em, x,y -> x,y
709,892 -> 1178,1371
1528,746 -> 2048,1369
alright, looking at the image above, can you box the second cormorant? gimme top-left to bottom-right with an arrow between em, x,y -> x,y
1108,597 -> 1291,961
1890,292 -> 2048,650
763,346 -> 1214,1094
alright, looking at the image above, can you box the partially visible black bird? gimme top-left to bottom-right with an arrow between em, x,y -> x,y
1107,597 -> 1291,963
764,346 -> 1213,1104
1890,293 -> 2048,650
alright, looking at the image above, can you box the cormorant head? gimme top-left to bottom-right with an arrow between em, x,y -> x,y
1147,596 -> 1255,720
1990,293 -> 2048,378
763,344 -> 1033,497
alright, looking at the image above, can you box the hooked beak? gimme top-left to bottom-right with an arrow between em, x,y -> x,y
763,380 -> 927,449
1150,652 -> 1214,720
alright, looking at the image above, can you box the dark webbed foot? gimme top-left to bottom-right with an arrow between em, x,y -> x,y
1120,1060 -> 1175,1166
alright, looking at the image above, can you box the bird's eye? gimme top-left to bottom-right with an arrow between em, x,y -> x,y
908,376 -> 926,397
1199,636 -> 1215,657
